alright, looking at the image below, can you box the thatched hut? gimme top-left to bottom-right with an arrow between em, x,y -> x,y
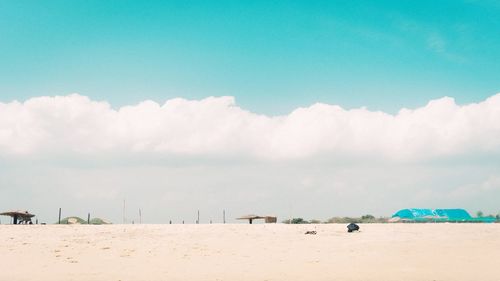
0,210 -> 35,224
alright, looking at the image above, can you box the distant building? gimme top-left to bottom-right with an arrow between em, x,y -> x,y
237,214 -> 277,224
0,210 -> 35,224
391,208 -> 495,223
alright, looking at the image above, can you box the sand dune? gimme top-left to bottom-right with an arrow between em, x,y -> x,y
1,224 -> 499,281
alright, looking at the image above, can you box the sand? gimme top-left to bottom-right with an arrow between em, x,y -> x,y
1,223 -> 499,281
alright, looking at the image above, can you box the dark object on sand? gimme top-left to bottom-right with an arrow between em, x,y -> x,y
347,223 -> 360,233
305,230 -> 317,235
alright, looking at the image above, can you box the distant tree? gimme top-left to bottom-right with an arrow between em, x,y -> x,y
309,219 -> 322,224
58,216 -> 87,224
361,214 -> 376,220
476,211 -> 484,217
89,218 -> 111,225
496,214 -> 500,221
326,217 -> 361,224
291,218 -> 308,224
282,218 -> 309,224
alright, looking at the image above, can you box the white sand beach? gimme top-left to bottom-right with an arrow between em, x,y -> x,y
1,224 -> 500,281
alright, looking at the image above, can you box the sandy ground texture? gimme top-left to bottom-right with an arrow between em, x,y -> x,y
1,223 -> 499,281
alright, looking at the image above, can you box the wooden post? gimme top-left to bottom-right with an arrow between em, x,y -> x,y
139,209 -> 142,224
87,213 -> 90,224
223,209 -> 226,224
197,210 -> 200,224
58,208 -> 61,224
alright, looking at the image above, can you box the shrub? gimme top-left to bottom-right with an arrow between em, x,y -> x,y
361,214 -> 376,220
326,216 -> 388,224
291,218 -> 308,224
58,216 -> 87,224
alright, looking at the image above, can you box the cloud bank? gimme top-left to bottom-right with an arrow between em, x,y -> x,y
1,93 -> 500,161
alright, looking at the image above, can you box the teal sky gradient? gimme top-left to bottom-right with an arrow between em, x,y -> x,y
1,0 -> 499,114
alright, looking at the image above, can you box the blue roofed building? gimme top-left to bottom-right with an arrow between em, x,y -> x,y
391,208 -> 495,223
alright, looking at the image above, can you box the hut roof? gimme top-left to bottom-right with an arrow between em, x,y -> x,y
0,210 -> 35,218
236,214 -> 264,220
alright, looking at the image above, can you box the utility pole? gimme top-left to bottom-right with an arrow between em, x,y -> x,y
223,209 -> 226,224
197,210 -> 200,224
139,209 -> 142,224
87,213 -> 90,224
58,208 -> 62,224
123,199 -> 126,224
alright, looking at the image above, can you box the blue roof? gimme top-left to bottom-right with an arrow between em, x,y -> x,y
434,209 -> 471,219
392,208 -> 494,222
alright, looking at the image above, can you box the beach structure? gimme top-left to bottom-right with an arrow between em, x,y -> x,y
391,208 -> 495,223
58,216 -> 111,225
237,214 -> 277,224
0,210 -> 35,224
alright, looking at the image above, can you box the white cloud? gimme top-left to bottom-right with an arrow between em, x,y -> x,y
1,93 -> 500,161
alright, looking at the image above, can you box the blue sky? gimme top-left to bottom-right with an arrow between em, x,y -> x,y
1,0 -> 499,114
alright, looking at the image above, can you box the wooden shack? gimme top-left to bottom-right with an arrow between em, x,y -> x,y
237,214 -> 277,224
